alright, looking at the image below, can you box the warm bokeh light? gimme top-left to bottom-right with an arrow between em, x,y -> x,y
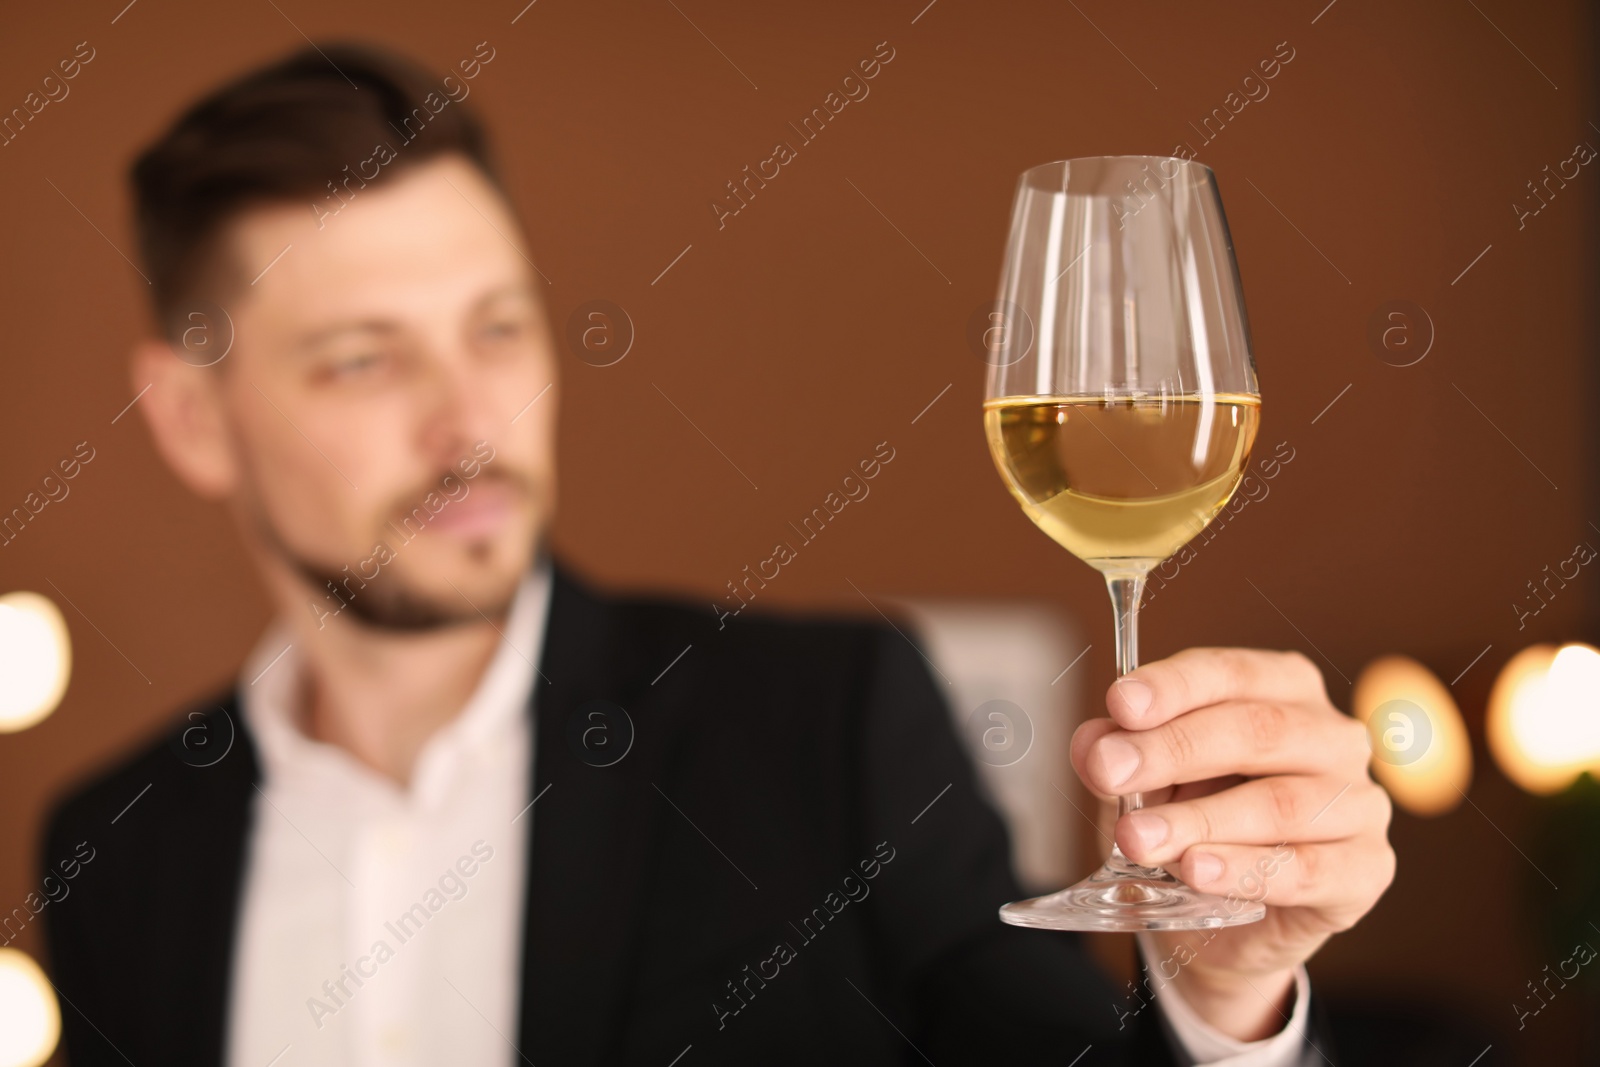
0,948 -> 60,1067
0,592 -> 72,733
1351,655 -> 1472,816
1487,642 -> 1600,795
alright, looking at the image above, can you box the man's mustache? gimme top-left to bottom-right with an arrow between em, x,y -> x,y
384,466 -> 535,523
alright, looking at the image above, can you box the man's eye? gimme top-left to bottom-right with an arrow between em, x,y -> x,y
482,319 -> 525,341
328,353 -> 384,377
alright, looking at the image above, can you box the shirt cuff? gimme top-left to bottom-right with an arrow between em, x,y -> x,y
1134,931 -> 1313,1067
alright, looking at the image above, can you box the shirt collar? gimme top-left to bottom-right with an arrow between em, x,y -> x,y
237,555 -> 553,800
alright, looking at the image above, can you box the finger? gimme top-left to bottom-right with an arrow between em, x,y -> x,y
1173,838 -> 1396,923
1070,718 -> 1184,805
1115,776 -> 1390,867
1082,700 -> 1370,796
1069,719 -> 1121,801
1106,647 -> 1329,730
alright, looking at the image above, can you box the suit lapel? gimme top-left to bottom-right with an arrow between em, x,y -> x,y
145,698 -> 260,1063
517,558 -> 677,1064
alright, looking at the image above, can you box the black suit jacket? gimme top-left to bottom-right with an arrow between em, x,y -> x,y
42,557 -> 1334,1065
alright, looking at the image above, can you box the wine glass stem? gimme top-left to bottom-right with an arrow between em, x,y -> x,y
1106,573 -> 1149,875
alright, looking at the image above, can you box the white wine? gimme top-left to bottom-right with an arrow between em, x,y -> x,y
984,394 -> 1260,575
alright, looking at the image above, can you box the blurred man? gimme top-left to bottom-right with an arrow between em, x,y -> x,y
42,43 -> 1392,1066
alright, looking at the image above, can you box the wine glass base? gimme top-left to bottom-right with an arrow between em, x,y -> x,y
1000,860 -> 1268,932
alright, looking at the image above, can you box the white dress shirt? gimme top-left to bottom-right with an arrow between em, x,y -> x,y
225,559 -> 550,1067
222,556 -> 1308,1065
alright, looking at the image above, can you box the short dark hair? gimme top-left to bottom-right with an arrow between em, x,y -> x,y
131,41 -> 502,334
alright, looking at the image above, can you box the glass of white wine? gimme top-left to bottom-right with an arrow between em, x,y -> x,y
982,156 -> 1266,931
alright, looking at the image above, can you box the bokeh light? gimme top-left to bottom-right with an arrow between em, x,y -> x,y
1487,642 -> 1600,795
0,592 -> 72,733
1351,655 -> 1472,816
0,948 -> 60,1067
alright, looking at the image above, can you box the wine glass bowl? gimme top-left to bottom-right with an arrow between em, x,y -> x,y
984,156 -> 1266,931
983,393 -> 1260,577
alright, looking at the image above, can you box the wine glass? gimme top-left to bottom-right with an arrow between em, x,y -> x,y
981,156 -> 1266,931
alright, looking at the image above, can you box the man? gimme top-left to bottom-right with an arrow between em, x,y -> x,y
42,43 -> 1393,1066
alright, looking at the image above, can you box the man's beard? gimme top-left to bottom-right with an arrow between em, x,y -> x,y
287,550 -> 510,632
244,470 -> 536,633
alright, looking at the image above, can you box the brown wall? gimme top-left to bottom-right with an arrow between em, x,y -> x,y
1,0 -> 1595,1060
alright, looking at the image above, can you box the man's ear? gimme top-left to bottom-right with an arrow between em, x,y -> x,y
130,337 -> 239,500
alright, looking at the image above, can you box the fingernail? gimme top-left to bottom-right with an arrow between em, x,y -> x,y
1094,736 -> 1141,789
1124,812 -> 1168,854
1190,851 -> 1224,886
1116,678 -> 1154,719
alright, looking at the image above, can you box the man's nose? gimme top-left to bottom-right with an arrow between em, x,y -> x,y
417,358 -> 500,469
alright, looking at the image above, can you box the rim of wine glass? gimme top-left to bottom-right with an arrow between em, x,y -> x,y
1018,154 -> 1215,191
